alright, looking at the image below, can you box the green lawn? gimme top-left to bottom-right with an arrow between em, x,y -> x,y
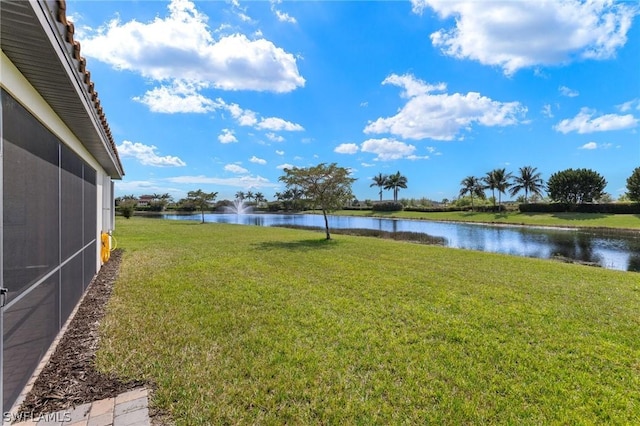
98,218 -> 640,425
334,209 -> 640,230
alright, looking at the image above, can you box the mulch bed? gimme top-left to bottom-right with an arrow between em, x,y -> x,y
17,249 -> 146,416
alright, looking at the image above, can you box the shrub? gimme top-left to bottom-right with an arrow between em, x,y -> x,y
118,202 -> 136,219
519,203 -> 640,214
372,201 -> 404,212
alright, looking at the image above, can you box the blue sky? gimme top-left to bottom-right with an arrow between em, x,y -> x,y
69,0 -> 640,202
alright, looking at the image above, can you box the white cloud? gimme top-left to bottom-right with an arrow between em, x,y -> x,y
167,174 -> 278,189
133,80 -> 221,113
224,164 -> 248,173
277,163 -> 294,170
365,74 -> 526,140
334,143 -> 360,154
559,86 -> 579,97
249,156 -> 267,165
218,99 -> 304,132
580,142 -> 613,150
618,98 -> 640,112
81,0 -> 304,92
256,117 -> 304,132
554,108 -> 638,134
265,133 -> 285,142
361,162 -> 375,168
580,142 -> 598,150
117,140 -> 186,167
271,0 -> 297,24
275,150 -> 285,156
361,138 -> 419,161
412,0 -> 636,75
114,180 -> 183,198
218,129 -> 238,144
542,104 -> 554,118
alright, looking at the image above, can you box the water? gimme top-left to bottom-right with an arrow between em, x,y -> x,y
156,213 -> 640,272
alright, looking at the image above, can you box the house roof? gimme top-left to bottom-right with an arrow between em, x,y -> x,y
1,0 -> 124,179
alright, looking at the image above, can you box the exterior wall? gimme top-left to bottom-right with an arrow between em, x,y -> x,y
1,52 -> 113,413
1,52 -> 113,268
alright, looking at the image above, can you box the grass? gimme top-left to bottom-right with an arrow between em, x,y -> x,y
335,209 -> 640,230
98,218 -> 640,424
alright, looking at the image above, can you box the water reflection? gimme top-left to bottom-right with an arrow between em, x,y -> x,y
157,213 -> 640,272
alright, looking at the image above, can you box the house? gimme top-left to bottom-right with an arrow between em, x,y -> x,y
1,0 -> 124,413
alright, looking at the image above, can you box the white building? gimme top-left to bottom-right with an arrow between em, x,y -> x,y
1,0 -> 124,412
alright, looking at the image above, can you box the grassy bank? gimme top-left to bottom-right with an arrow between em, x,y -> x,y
98,218 -> 640,424
335,210 -> 640,230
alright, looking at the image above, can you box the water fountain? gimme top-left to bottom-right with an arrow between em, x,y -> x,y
225,198 -> 252,215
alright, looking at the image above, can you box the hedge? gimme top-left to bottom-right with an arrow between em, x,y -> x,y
372,201 -> 404,212
519,203 -> 640,214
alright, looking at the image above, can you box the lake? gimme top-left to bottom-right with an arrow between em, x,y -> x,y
155,213 -> 640,272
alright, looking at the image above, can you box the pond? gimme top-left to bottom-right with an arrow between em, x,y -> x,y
156,213 -> 640,272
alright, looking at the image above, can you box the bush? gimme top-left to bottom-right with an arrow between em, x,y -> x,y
267,201 -> 284,212
519,203 -> 640,214
372,201 -> 404,212
118,203 -> 136,219
404,206 -> 467,213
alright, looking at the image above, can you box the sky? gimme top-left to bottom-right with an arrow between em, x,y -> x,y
68,0 -> 640,202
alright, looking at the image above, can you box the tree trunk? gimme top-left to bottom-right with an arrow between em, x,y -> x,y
200,208 -> 205,223
322,210 -> 331,240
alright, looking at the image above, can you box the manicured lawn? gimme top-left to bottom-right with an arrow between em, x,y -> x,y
98,218 -> 640,425
335,209 -> 640,230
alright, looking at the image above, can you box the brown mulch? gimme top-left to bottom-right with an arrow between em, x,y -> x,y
17,249 -> 146,416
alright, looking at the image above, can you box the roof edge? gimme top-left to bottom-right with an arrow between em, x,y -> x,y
54,0 -> 125,178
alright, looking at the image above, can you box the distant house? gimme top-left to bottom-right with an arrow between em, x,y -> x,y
1,0 -> 124,413
136,195 -> 155,208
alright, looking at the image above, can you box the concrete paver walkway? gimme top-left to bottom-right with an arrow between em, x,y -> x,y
11,388 -> 150,426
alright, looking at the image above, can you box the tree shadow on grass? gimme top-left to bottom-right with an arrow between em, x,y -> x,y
550,212 -> 611,220
252,238 -> 337,252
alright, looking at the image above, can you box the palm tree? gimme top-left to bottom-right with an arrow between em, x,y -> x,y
384,171 -> 408,202
494,168 -> 513,209
245,190 -> 255,203
235,191 -> 245,201
509,166 -> 544,203
483,171 -> 498,208
459,176 -> 485,212
370,173 -> 388,202
254,192 -> 265,206
484,168 -> 513,210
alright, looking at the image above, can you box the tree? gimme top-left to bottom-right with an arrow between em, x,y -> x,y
459,176 -> 485,212
384,171 -> 408,202
235,191 -> 245,201
546,168 -> 606,204
254,192 -> 265,206
118,195 -> 138,219
626,167 -> 640,202
483,171 -> 498,208
510,166 -> 544,203
484,168 -> 512,209
370,173 -> 388,202
245,190 -> 255,203
279,163 -> 356,239
187,189 -> 218,223
494,168 -> 512,208
149,192 -> 172,211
